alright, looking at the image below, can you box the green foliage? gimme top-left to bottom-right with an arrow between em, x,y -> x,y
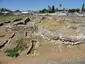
52,5 -> 55,13
59,4 -> 62,10
48,5 -> 52,13
0,15 -> 27,21
68,9 -> 80,13
75,9 -> 80,12
4,39 -> 27,57
59,4 -> 62,8
63,8 -> 65,12
55,8 -> 58,12
39,9 -> 48,13
48,5 -> 55,13
39,4 -> 81,13
5,48 -> 19,57
0,8 -> 13,13
15,10 -> 21,12
68,9 -> 75,13
82,4 -> 85,11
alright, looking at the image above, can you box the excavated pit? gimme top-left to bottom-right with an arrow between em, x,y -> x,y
1,16 -> 85,63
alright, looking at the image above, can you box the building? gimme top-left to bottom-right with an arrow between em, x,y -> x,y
21,10 -> 34,14
13,12 -> 21,15
0,11 -> 11,15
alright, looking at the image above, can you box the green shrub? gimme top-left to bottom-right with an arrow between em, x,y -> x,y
4,39 -> 26,57
5,48 -> 19,57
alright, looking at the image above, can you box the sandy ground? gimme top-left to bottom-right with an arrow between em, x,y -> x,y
0,37 -> 85,64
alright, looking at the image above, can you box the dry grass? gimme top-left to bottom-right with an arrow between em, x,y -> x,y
0,15 -> 27,22
39,20 -> 72,31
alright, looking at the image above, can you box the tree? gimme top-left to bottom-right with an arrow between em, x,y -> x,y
75,8 -> 80,12
55,8 -> 58,12
82,4 -> 84,11
48,5 -> 52,13
0,8 -> 13,15
59,4 -> 62,10
52,5 -> 55,13
68,9 -> 80,13
66,9 -> 68,12
15,10 -> 21,12
68,9 -> 75,13
0,8 -> 5,12
5,8 -> 13,13
39,8 -> 48,13
63,8 -> 65,12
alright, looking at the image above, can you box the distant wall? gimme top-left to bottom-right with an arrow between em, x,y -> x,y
34,12 -> 67,16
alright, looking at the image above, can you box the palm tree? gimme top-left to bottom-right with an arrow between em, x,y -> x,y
82,4 -> 84,12
63,8 -> 65,12
59,4 -> 62,10
48,5 -> 52,13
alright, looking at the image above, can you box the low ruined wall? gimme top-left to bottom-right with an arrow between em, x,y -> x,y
38,26 -> 85,45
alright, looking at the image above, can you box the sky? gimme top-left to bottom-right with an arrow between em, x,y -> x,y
0,0 -> 84,11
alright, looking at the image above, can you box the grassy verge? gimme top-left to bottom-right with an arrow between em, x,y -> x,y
0,15 -> 28,22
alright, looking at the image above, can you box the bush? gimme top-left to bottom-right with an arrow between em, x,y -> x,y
68,8 -> 80,13
5,48 -> 19,57
4,39 -> 26,57
39,9 -> 48,13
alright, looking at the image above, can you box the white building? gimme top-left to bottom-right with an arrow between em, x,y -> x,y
13,12 -> 21,15
0,11 -> 11,15
21,10 -> 33,14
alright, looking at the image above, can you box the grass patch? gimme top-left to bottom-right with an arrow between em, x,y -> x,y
0,15 -> 27,22
4,39 -> 27,57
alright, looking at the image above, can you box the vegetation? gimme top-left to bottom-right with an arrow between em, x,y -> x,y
68,9 -> 80,13
39,5 -> 81,13
4,39 -> 27,57
15,10 -> 21,12
48,5 -> 52,13
39,5 -> 56,13
0,15 -> 27,21
0,8 -> 13,13
52,5 -> 55,13
82,4 -> 85,12
63,8 -> 66,12
55,8 -> 58,12
39,9 -> 48,13
59,4 -> 62,10
5,47 -> 19,57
